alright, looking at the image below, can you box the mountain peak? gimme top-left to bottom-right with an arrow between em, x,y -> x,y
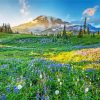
34,15 -> 64,25
12,15 -> 70,34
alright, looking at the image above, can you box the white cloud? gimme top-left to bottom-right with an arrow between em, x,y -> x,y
83,5 -> 99,16
19,0 -> 30,16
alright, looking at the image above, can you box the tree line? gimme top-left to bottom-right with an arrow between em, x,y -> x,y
59,17 -> 100,39
78,17 -> 100,38
0,23 -> 12,33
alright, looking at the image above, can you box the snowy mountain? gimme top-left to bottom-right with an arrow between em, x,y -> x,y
12,15 -> 70,34
12,15 -> 100,34
87,24 -> 100,32
40,24 -> 81,35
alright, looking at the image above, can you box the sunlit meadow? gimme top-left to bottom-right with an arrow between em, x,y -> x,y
0,33 -> 100,100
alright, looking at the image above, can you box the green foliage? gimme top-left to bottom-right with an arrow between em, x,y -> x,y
0,33 -> 100,99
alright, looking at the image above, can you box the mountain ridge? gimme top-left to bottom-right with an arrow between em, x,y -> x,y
12,15 -> 100,34
12,15 -> 69,34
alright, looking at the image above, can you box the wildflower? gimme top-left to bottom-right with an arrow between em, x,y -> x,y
17,84 -> 22,90
57,78 -> 60,82
40,74 -> 42,79
41,95 -> 45,100
36,93 -> 40,100
60,82 -> 62,86
7,87 -> 10,93
85,87 -> 89,93
44,85 -> 47,94
14,86 -> 18,94
30,82 -> 32,87
1,94 -> 6,100
55,90 -> 59,95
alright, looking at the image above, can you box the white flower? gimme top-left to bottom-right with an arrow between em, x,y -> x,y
55,90 -> 59,95
17,84 -> 22,90
30,82 -> 32,86
40,74 -> 42,79
60,82 -> 62,86
57,78 -> 60,82
85,87 -> 89,93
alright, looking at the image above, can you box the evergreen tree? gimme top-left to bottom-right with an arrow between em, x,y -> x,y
0,23 -> 12,33
97,30 -> 99,35
2,23 -> 6,32
78,26 -> 83,38
83,17 -> 87,34
0,26 -> 3,32
7,24 -> 12,33
31,31 -> 33,35
87,26 -> 90,35
93,32 -> 95,37
62,24 -> 68,39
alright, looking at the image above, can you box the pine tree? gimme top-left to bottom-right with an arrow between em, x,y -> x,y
78,26 -> 83,38
93,32 -> 95,37
2,23 -> 5,32
5,24 -> 7,32
31,31 -> 33,35
0,26 -> 2,32
0,23 -> 12,33
7,24 -> 12,33
83,17 -> 87,34
62,24 -> 67,39
97,30 -> 99,35
87,26 -> 90,35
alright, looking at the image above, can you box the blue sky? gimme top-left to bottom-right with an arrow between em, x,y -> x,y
0,0 -> 100,27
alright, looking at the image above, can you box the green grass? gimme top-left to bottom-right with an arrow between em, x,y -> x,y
0,32 -> 100,99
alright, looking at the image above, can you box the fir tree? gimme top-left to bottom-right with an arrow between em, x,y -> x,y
0,26 -> 3,32
87,26 -> 90,35
78,26 -> 83,38
97,30 -> 99,35
83,17 -> 87,34
0,23 -> 12,33
62,24 -> 68,39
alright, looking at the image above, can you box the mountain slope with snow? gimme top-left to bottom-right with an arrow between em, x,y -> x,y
12,15 -> 100,34
12,15 -> 69,34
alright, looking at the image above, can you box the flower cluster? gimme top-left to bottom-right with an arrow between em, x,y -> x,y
0,58 -> 99,99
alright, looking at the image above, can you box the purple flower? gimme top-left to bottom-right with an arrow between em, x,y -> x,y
36,93 -> 40,100
43,85 -> 47,94
41,95 -> 45,100
7,87 -> 10,93
14,86 -> 18,94
1,94 -> 6,100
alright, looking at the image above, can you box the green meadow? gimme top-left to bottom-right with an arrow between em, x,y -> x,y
0,33 -> 100,100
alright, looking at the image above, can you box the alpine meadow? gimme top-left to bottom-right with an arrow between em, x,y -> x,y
0,0 -> 100,100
